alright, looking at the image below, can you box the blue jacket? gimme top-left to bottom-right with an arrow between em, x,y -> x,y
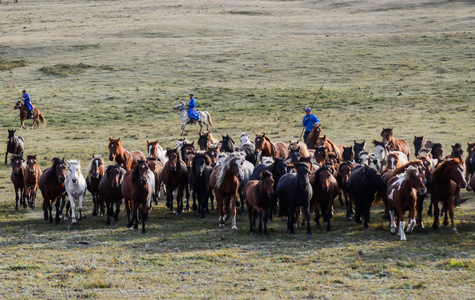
302,114 -> 320,132
188,97 -> 199,119
22,93 -> 33,111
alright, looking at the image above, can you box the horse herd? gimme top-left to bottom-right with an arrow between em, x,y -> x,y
5,127 -> 475,240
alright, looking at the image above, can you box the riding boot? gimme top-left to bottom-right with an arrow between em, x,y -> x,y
29,111 -> 34,118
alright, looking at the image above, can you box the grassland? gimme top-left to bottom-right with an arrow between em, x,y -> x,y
0,0 -> 474,298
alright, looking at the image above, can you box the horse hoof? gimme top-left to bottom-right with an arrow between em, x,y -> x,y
390,227 -> 396,234
346,216 -> 352,221
452,228 -> 458,234
71,219 -> 77,224
219,224 -> 225,228
232,225 -> 238,230
400,237 -> 407,241
142,229 -> 146,234
306,233 -> 312,238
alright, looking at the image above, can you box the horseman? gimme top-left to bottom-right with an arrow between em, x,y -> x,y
22,90 -> 34,118
188,93 -> 200,124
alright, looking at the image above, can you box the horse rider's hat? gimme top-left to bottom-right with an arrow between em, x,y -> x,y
22,90 -> 26,93
305,107 -> 311,112
190,92 -> 194,96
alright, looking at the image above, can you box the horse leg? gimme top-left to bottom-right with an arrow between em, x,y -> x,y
209,187 -> 215,211
192,190 -> 197,212
167,193 -> 173,213
363,204 -> 370,228
448,200 -> 457,234
114,200 -> 121,221
263,209 -> 269,236
305,205 -> 312,237
427,200 -> 433,217
141,209 -> 147,234
217,194 -> 225,227
239,190 -> 246,215
406,207 -> 416,234
69,194 -> 77,224
106,202 -> 112,226
257,210 -> 263,234
15,188 -> 19,210
55,196 -> 62,224
249,210 -> 254,234
78,195 -> 84,221
92,194 -> 98,216
442,201 -> 449,227
389,210 -> 396,234
133,208 -> 139,230
287,209 -> 294,234
49,201 -> 54,224
416,194 -> 425,228
431,199 -> 440,230
326,207 -> 332,232
314,205 -> 321,227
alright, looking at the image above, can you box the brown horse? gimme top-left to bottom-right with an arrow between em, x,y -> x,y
108,137 -> 146,171
306,124 -> 322,149
428,158 -> 467,233
146,140 -> 166,164
86,154 -> 105,216
311,165 -> 340,232
288,140 -> 309,159
387,166 -> 427,241
206,144 -> 220,167
254,133 -> 288,160
122,160 -> 152,233
14,100 -> 45,129
198,131 -> 218,150
466,142 -> 475,191
336,161 -> 356,220
210,154 -> 244,229
23,154 -> 42,209
161,148 -> 189,214
313,147 -> 326,166
147,157 -> 163,205
413,136 -> 425,156
316,135 -> 342,162
39,157 -> 66,224
10,155 -> 25,210
380,128 -> 410,159
245,170 -> 274,235
99,165 -> 126,226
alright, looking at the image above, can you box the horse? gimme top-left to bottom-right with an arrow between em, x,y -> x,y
161,148 -> 189,214
316,135 -> 342,162
306,124 -> 322,149
413,136 -> 425,156
380,128 -> 410,159
277,162 -> 313,236
86,154 -> 105,217
466,142 -> 475,191
342,146 -> 354,162
146,140 -> 167,165
255,133 -> 288,160
206,144 -> 220,167
121,160 -> 153,233
311,165 -> 340,232
99,165 -> 126,226
314,147 -> 326,166
108,137 -> 146,171
288,140 -> 310,162
189,152 -> 213,219
172,102 -> 213,135
245,170 -> 274,235
39,157 -> 66,224
240,132 -> 254,146
372,140 -> 408,173
353,140 -> 366,161
428,158 -> 467,233
387,166 -> 427,241
348,164 -> 387,228
197,131 -> 218,150
147,157 -> 163,205
14,100 -> 46,129
219,134 -> 240,153
179,141 -> 195,163
23,154 -> 42,209
336,161 -> 355,220
64,160 -> 87,224
5,129 -> 25,165
210,154 -> 244,229
10,155 -> 25,210
430,143 -> 444,163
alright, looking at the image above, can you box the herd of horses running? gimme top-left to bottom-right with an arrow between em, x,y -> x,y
5,121 -> 475,240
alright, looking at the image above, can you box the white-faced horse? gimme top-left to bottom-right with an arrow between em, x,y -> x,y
240,132 -> 254,146
373,141 -> 408,173
172,102 -> 213,135
65,160 -> 87,224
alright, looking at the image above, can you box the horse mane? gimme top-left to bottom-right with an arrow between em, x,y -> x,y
105,164 -> 122,178
86,155 -> 104,175
216,155 -> 239,188
432,158 -> 461,179
10,155 -> 23,164
44,157 -> 65,184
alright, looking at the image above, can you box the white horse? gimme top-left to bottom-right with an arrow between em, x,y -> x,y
239,132 -> 254,146
172,102 -> 213,135
373,142 -> 408,173
65,160 -> 87,224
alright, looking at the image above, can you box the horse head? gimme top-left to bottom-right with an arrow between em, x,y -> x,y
338,161 -> 353,187
8,129 -> 16,143
51,157 -> 66,183
106,165 -> 124,189
260,170 -> 275,195
14,101 -> 22,110
467,142 -> 475,164
172,102 -> 186,111
405,166 -> 427,196
147,140 -> 159,158
380,128 -> 393,142
295,162 -> 310,190
342,146 -> 354,162
450,143 -> 463,160
315,165 -> 333,192
10,155 -> 24,176
133,160 -> 150,186
193,153 -> 211,176
108,137 -> 122,162
26,155 -> 38,175
67,160 -> 81,184
89,154 -> 104,179
353,140 -> 366,159
166,148 -> 180,172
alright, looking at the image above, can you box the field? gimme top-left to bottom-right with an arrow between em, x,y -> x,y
0,0 -> 474,298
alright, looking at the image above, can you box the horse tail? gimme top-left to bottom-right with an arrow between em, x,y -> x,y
39,113 -> 46,126
372,190 -> 383,206
207,113 -> 213,127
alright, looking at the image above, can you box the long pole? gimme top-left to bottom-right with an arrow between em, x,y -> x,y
9,70 -> 22,96
298,75 -> 330,142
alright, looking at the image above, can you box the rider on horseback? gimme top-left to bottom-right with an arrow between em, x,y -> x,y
22,90 -> 34,118
188,93 -> 200,124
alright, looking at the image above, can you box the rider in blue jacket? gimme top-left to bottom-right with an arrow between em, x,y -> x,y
22,90 -> 34,118
302,107 -> 320,145
188,93 -> 200,123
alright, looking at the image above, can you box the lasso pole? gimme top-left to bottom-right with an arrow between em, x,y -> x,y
9,70 -> 22,96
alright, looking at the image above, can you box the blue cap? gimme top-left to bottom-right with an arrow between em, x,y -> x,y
190,92 -> 194,96
305,107 -> 311,112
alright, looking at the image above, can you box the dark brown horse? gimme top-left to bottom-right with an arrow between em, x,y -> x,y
245,170 -> 274,235
161,148 -> 189,214
10,155 -> 25,210
314,147 -> 327,166
413,136 -> 425,156
254,133 -> 288,160
99,165 -> 126,226
353,140 -> 366,161
210,154 -> 244,229
387,166 -> 427,241
122,160 -> 152,233
198,131 -> 218,150
189,152 -> 213,219
5,129 -> 25,164
39,157 -> 66,224
336,161 -> 355,220
108,137 -> 146,171
306,124 -> 322,149
466,142 -> 475,191
23,154 -> 42,209
14,100 -> 45,129
428,158 -> 467,233
311,165 -> 340,232
86,154 -> 105,216
380,128 -> 410,159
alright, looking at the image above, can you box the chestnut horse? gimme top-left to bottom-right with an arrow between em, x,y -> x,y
10,155 -> 25,210
254,133 -> 288,160
108,137 -> 146,171
428,158 -> 467,233
146,140 -> 167,165
198,131 -> 218,150
210,154 -> 244,229
122,160 -> 153,233
466,142 -> 475,191
39,157 -> 66,224
86,154 -> 105,216
5,129 -> 25,164
99,165 -> 126,226
245,170 -> 274,235
14,100 -> 45,129
311,165 -> 340,232
380,128 -> 410,159
23,154 -> 42,209
306,124 -> 322,149
387,166 -> 427,241
161,148 -> 189,214
316,135 -> 342,162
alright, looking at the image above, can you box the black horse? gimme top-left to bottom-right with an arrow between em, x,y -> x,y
277,162 -> 313,236
348,164 -> 387,228
189,152 -> 213,219
5,129 -> 25,164
353,140 -> 366,162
